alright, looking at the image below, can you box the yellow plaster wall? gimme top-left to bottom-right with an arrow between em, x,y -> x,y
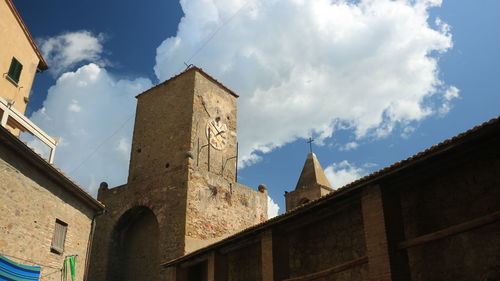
0,0 -> 41,115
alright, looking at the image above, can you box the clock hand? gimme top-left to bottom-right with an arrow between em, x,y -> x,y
214,130 -> 225,137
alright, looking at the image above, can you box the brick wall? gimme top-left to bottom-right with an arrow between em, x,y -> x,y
0,143 -> 95,281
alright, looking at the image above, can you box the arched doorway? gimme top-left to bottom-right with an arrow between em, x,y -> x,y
107,206 -> 160,281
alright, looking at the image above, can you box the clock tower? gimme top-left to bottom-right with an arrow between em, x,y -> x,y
89,67 -> 268,281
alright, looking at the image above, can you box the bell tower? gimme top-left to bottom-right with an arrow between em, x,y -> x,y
285,152 -> 333,211
89,67 -> 267,281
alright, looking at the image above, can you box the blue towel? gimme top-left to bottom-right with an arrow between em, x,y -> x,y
0,255 -> 41,281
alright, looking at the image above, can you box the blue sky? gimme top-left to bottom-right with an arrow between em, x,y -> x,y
14,0 -> 500,216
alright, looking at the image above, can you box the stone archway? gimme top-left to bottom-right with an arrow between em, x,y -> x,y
107,206 -> 160,281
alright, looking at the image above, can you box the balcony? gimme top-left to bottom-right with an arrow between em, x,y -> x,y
0,96 -> 58,163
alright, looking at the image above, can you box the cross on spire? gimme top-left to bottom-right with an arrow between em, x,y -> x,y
307,137 -> 314,153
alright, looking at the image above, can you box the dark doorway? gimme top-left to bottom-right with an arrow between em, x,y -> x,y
107,206 -> 160,281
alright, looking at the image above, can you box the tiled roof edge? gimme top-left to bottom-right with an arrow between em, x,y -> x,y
136,66 -> 239,99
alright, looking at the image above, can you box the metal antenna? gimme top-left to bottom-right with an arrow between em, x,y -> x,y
183,63 -> 194,71
307,137 -> 314,153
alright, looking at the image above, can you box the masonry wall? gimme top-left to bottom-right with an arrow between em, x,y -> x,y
285,184 -> 331,211
88,171 -> 188,281
398,142 -> 500,281
190,71 -> 238,182
185,70 -> 267,253
185,170 -> 267,252
226,242 -> 262,281
287,197 -> 368,280
0,143 -> 94,281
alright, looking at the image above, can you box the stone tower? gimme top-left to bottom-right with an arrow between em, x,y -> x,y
285,152 -> 333,211
88,67 -> 268,281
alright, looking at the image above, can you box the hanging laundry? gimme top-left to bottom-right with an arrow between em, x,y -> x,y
62,256 -> 76,281
0,255 -> 41,281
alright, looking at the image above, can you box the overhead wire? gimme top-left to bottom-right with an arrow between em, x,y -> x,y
68,114 -> 134,175
180,0 -> 250,71
67,1 -> 250,177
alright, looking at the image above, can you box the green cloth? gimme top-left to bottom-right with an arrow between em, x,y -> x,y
62,256 -> 76,281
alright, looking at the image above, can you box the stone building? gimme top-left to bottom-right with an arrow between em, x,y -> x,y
0,1 -> 105,280
88,67 -> 268,281
161,116 -> 500,281
0,126 -> 105,281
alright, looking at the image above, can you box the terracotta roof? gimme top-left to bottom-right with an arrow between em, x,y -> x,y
0,126 -> 105,211
5,0 -> 48,71
162,115 -> 500,267
136,66 -> 239,99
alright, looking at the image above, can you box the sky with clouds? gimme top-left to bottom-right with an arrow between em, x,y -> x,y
15,0 -> 500,217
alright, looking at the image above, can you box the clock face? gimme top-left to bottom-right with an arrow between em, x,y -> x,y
206,118 -> 228,150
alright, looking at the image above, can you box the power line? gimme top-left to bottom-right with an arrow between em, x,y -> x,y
67,3 -> 250,177
181,1 -> 250,71
68,113 -> 135,175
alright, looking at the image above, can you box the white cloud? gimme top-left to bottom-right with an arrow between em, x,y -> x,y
324,160 -> 366,189
27,0 -> 459,196
267,195 -> 280,218
438,85 -> 460,115
154,0 -> 456,167
39,31 -> 106,76
28,63 -> 152,194
339,141 -> 359,151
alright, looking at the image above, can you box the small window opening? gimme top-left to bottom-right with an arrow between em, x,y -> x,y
7,57 -> 23,84
50,219 -> 68,254
298,198 -> 310,205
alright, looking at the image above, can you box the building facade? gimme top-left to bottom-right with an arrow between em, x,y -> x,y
88,67 -> 268,281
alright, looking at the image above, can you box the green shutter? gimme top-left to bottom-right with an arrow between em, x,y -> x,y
7,57 -> 23,84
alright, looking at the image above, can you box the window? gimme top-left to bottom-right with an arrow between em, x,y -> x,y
50,219 -> 68,254
7,57 -> 23,84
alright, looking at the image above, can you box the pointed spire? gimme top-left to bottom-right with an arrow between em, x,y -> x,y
295,152 -> 332,190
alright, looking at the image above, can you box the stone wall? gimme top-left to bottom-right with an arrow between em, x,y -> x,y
186,170 -> 267,252
0,142 -> 94,281
128,70 -> 195,184
190,71 -> 238,182
287,198 -> 367,280
88,170 -> 188,281
285,184 -> 331,211
227,242 -> 262,281
399,144 -> 500,281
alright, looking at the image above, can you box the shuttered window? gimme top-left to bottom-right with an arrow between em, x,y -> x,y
7,57 -> 23,84
50,219 -> 68,254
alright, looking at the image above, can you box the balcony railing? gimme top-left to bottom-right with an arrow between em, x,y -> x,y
0,96 -> 58,163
